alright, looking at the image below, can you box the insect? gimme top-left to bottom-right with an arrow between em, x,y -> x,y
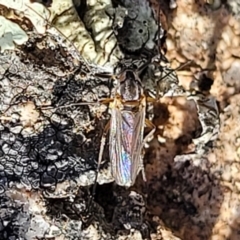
95,68 -> 155,187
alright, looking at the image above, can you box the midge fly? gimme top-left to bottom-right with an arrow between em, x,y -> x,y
95,68 -> 155,187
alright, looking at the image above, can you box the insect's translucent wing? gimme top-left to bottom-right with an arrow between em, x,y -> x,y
110,108 -> 130,186
130,104 -> 146,183
110,103 -> 145,187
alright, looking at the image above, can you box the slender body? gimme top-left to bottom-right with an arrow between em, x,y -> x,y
97,70 -> 155,187
110,70 -> 147,186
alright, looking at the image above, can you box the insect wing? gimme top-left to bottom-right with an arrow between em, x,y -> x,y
110,101 -> 146,187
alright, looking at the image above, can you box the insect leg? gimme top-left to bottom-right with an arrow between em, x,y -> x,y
99,98 -> 114,105
88,120 -> 111,210
96,120 -> 111,181
140,119 -> 156,182
146,97 -> 156,103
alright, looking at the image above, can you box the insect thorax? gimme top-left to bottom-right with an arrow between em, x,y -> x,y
117,70 -> 143,101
